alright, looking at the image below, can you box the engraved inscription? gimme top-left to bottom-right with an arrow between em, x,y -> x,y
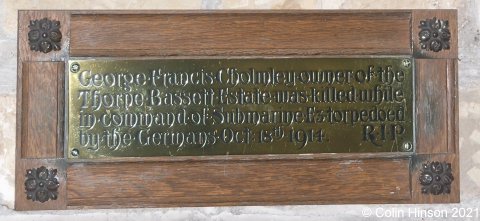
67,58 -> 414,158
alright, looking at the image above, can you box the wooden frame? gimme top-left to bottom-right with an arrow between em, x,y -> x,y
15,10 -> 459,210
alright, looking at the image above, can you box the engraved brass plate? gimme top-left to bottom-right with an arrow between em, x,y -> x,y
67,58 -> 414,159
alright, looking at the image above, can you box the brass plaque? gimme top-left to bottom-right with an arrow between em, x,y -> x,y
67,58 -> 414,159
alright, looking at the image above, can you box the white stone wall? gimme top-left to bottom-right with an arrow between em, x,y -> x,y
0,0 -> 479,220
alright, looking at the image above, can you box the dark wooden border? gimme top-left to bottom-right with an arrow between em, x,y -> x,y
15,10 -> 459,210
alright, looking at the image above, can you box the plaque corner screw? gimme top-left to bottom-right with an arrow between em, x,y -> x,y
71,149 -> 79,157
402,142 -> 413,152
70,63 -> 80,73
402,59 -> 412,68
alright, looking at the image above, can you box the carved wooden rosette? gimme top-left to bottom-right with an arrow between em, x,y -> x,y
28,18 -> 62,53
419,161 -> 454,195
25,166 -> 60,203
418,17 -> 451,52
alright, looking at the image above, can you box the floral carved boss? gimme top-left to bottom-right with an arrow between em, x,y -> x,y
25,166 -> 60,203
419,161 -> 454,195
28,18 -> 62,53
418,17 -> 451,52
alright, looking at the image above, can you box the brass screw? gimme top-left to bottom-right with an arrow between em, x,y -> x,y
402,142 -> 413,151
70,63 -> 80,73
402,59 -> 411,68
71,149 -> 79,157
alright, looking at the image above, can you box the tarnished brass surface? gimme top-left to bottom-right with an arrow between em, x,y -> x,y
67,58 -> 414,159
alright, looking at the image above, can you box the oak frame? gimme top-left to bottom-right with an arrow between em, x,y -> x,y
15,10 -> 459,210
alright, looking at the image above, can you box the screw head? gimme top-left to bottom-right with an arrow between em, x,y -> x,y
402,59 -> 411,68
71,149 -> 79,157
402,142 -> 413,151
70,63 -> 80,73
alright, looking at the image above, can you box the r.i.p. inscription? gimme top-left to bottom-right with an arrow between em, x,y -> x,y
67,58 -> 414,158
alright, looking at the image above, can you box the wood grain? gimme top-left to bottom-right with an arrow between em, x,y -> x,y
67,158 -> 411,208
447,59 -> 458,154
415,59 -> 448,154
16,10 -> 70,159
16,11 -> 69,211
21,62 -> 64,158
70,11 -> 412,57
